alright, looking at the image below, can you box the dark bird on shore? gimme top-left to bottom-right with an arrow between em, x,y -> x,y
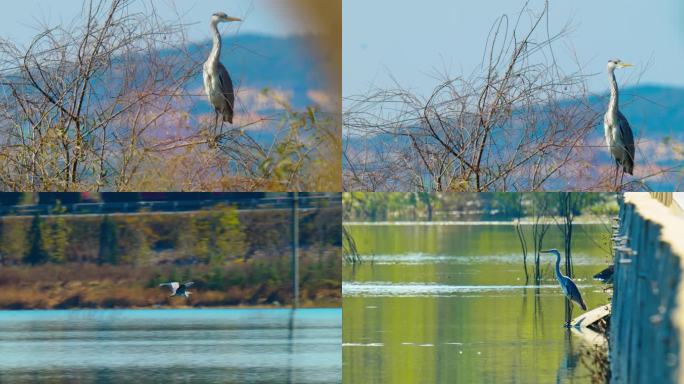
593,265 -> 614,284
159,282 -> 194,298
541,249 -> 587,311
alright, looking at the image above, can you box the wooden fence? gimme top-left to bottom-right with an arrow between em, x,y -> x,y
610,193 -> 684,383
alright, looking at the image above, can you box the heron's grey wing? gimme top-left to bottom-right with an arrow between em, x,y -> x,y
617,111 -> 635,162
183,282 -> 195,288
563,277 -> 587,310
216,63 -> 235,111
159,282 -> 180,294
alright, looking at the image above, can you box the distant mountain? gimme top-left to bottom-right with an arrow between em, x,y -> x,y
587,84 -> 684,140
344,85 -> 684,190
345,85 -> 684,143
178,33 -> 331,112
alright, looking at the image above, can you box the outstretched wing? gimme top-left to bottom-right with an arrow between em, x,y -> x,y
159,282 -> 180,294
617,111 -> 635,171
563,277 -> 587,310
216,62 -> 235,122
183,282 -> 195,288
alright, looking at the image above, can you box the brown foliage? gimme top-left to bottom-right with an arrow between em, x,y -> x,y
0,0 -> 341,191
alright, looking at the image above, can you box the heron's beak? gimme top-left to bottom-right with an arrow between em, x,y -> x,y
617,63 -> 633,68
540,250 -> 552,253
225,16 -> 242,22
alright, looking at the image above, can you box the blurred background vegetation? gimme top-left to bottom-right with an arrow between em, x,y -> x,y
343,192 -> 618,222
0,193 -> 341,309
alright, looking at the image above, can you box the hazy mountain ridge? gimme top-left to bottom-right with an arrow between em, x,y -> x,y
179,33 -> 330,112
346,85 -> 684,144
343,85 -> 684,190
587,84 -> 684,139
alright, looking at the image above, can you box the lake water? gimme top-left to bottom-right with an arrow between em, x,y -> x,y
0,308 -> 341,383
343,223 -> 612,384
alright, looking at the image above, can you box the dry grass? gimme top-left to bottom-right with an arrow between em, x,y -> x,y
0,248 -> 341,309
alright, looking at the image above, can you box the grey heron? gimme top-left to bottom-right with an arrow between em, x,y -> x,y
203,12 -> 242,133
541,249 -> 587,311
159,282 -> 194,298
604,59 -> 635,191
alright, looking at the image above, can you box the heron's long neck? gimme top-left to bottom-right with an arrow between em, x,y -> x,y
209,21 -> 222,66
608,69 -> 619,117
554,252 -> 563,280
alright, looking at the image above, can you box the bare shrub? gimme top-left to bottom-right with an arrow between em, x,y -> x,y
0,0 -> 340,191
344,2 -> 618,191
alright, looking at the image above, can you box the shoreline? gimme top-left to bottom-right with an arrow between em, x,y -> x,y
344,217 -> 612,226
0,303 -> 341,311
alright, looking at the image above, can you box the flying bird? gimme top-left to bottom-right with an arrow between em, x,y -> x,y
541,249 -> 587,312
203,12 -> 242,133
159,282 -> 194,298
604,59 -> 635,191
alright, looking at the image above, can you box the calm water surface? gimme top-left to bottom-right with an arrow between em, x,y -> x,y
343,223 -> 612,384
0,308 -> 341,383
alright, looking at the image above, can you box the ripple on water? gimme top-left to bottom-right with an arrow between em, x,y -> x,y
359,253 -> 602,266
342,282 -> 593,297
342,343 -> 384,347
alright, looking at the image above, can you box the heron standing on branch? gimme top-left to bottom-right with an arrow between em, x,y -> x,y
541,249 -> 587,313
604,59 -> 635,191
159,282 -> 194,298
203,12 -> 242,134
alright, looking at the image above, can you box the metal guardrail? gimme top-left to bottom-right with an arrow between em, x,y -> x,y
0,193 -> 341,217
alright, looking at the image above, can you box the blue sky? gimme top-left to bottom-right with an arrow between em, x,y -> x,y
0,0 -> 309,46
344,0 -> 684,96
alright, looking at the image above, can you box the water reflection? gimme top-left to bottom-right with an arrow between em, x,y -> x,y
343,224 -> 610,383
0,308 -> 341,384
557,330 -> 581,383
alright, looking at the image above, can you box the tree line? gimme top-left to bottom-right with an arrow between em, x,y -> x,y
1,203 -> 340,266
343,192 -> 617,222
0,203 -> 341,308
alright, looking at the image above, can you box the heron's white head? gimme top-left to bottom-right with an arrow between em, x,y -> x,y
607,59 -> 633,71
212,12 -> 242,24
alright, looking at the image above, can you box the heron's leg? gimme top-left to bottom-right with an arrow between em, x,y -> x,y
613,164 -> 620,192
564,299 -> 572,327
214,112 -> 219,136
619,168 -> 626,191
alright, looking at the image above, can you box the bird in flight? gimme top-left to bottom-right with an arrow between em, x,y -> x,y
159,282 -> 194,298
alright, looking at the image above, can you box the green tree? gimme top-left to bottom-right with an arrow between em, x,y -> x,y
493,193 -> 525,218
181,205 -> 247,265
416,193 -> 434,221
98,216 -> 119,265
24,215 -> 48,265
40,201 -> 71,263
211,205 -> 246,264
117,216 -> 150,265
0,218 -> 29,265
